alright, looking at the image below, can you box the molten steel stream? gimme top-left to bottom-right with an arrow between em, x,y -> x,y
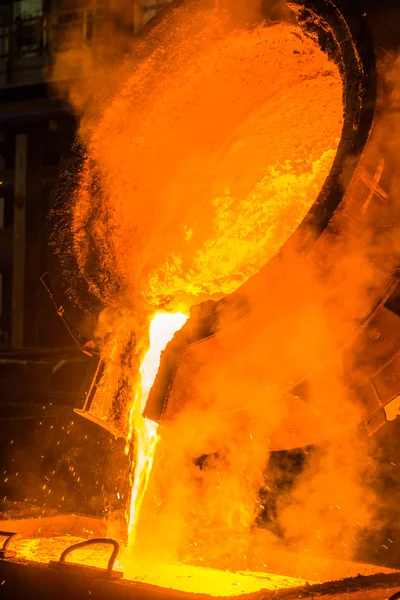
125,313 -> 188,547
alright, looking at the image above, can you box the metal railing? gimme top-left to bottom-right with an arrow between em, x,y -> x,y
0,16 -> 46,60
0,1 -> 170,86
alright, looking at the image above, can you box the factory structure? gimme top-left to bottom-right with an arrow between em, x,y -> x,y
0,0 -> 169,350
0,0 -> 171,415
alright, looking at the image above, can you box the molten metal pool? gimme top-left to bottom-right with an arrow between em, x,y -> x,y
12,535 -> 309,596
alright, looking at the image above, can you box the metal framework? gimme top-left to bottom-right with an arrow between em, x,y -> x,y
0,1 -> 171,86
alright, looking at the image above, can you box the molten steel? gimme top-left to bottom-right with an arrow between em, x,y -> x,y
71,19 -> 343,311
13,535 -> 310,595
48,2 -> 349,595
126,313 -> 188,547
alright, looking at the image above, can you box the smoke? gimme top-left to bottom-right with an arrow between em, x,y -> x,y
134,47 -> 400,571
50,0 -> 293,134
52,1 -> 343,314
218,0 -> 294,25
50,0 -> 400,582
134,233 -> 388,568
50,0 -> 139,124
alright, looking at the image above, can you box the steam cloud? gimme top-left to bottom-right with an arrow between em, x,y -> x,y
51,0 -> 400,579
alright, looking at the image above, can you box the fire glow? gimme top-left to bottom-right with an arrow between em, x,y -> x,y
40,1 -> 373,595
125,312 -> 188,548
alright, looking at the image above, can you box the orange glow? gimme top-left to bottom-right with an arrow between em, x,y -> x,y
46,1 -> 390,595
120,561 -> 310,596
80,14 -> 343,587
126,312 -> 188,547
13,535 -> 310,595
70,18 -> 343,311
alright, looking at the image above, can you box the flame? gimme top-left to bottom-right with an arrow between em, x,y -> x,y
126,312 -> 188,547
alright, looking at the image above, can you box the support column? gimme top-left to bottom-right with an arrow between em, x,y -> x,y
25,129 -> 43,347
0,196 -> 4,327
11,133 -> 27,348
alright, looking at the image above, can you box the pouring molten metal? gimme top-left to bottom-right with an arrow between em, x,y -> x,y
125,312 -> 188,546
48,0 -> 379,592
72,14 -> 343,444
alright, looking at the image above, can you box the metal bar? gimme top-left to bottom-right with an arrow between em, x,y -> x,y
0,532 -> 19,552
6,4 -> 13,84
57,538 -> 120,575
40,272 -> 98,356
0,531 -> 19,558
